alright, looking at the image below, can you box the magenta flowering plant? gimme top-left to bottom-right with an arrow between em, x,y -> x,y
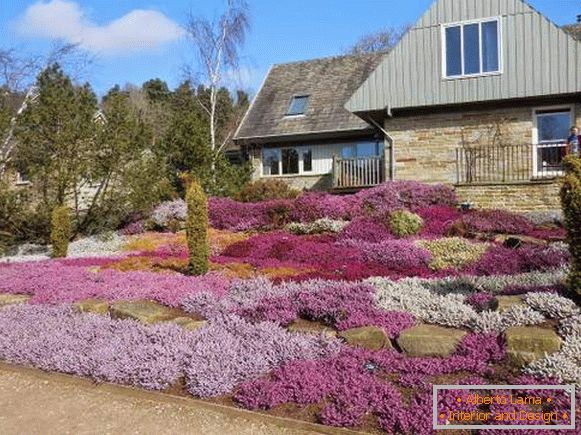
454,209 -> 535,235
337,217 -> 393,243
235,337 -> 509,432
0,261 -> 229,306
417,205 -> 462,237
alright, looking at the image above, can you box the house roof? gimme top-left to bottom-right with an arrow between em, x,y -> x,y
234,53 -> 384,144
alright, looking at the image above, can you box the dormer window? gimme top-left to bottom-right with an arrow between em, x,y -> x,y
443,18 -> 501,78
287,95 -> 309,116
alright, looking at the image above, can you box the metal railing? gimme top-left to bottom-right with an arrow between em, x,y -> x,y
456,142 -> 567,184
332,156 -> 384,189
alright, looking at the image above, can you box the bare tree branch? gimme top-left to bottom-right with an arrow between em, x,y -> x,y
347,24 -> 411,54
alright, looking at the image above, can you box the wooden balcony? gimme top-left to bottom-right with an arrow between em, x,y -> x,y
332,156 -> 385,190
456,142 -> 567,185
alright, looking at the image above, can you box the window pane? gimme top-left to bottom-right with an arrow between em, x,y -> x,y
356,142 -> 377,157
303,149 -> 312,172
537,111 -> 570,142
445,26 -> 462,76
282,148 -> 299,174
262,149 -> 280,175
482,21 -> 499,72
463,23 -> 480,74
288,96 -> 309,115
342,145 -> 355,159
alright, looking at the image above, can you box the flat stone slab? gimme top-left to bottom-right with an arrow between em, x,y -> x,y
338,326 -> 391,350
397,324 -> 466,357
168,317 -> 208,331
506,326 -> 562,366
74,299 -> 109,315
0,294 -> 30,307
495,234 -> 547,248
109,300 -> 182,324
288,319 -> 337,338
494,296 -> 525,313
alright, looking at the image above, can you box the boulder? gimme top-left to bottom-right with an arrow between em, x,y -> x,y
506,326 -> 562,366
495,234 -> 547,249
0,294 -> 30,307
494,295 -> 525,313
168,317 -> 208,331
338,326 -> 391,350
74,299 -> 109,315
288,319 -> 337,338
109,300 -> 181,324
397,324 -> 466,357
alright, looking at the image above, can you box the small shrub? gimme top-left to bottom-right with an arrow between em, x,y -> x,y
50,205 -> 71,258
417,238 -> 488,271
560,155 -> 581,296
185,180 -> 209,276
235,179 -> 300,202
151,199 -> 187,230
287,218 -> 348,235
338,217 -> 393,243
388,210 -> 423,237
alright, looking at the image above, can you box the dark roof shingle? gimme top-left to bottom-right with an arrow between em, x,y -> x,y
234,53 -> 384,143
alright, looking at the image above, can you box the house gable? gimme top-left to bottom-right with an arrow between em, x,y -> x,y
346,0 -> 581,114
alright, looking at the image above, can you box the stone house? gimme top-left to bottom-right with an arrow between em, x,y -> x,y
234,0 -> 581,212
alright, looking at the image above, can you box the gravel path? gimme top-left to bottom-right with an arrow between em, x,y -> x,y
0,368 -> 313,435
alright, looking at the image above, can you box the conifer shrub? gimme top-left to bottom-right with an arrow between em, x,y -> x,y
50,205 -> 71,258
560,155 -> 581,295
185,180 -> 209,275
388,210 -> 423,237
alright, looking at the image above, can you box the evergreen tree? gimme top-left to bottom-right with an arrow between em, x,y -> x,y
14,64 -> 98,208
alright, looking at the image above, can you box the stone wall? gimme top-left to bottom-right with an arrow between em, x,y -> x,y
385,103 -> 581,184
455,181 -> 561,213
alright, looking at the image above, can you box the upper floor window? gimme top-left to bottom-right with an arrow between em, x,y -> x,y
443,19 -> 501,78
287,95 -> 309,116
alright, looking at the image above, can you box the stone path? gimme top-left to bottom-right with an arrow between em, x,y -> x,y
0,366 -> 323,435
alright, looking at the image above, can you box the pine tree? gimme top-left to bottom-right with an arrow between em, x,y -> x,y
14,64 -> 98,209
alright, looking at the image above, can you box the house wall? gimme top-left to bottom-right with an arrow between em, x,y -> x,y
248,136 -> 378,191
385,103 -> 581,184
455,181 -> 561,213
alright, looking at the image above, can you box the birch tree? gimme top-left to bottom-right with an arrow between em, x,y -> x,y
184,0 -> 250,166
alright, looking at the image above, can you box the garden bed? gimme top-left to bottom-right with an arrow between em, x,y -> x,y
0,182 -> 578,434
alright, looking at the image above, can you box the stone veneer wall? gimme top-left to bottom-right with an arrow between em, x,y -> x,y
384,104 -> 581,184
455,181 -> 561,213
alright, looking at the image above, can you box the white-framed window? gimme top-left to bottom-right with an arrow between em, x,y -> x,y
532,106 -> 573,176
442,18 -> 501,78
262,146 -> 313,176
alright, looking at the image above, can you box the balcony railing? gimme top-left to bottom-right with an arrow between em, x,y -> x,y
456,142 -> 567,184
332,155 -> 385,189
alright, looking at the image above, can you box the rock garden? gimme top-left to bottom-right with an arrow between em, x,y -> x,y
0,180 -> 579,434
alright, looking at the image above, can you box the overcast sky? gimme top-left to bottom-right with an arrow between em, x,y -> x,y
1,0 -> 578,95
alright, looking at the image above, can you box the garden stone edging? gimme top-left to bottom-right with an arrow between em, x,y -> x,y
109,300 -> 186,324
287,319 -> 337,338
396,324 -> 466,357
0,294 -> 30,307
505,326 -> 562,367
74,299 -> 109,315
338,326 -> 392,351
493,295 -> 525,313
